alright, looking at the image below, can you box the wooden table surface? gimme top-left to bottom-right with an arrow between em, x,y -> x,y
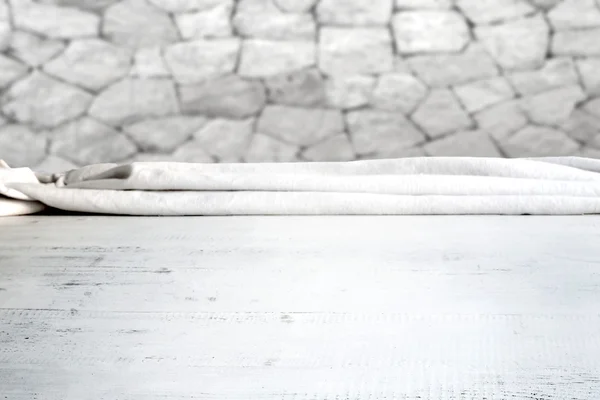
1,215 -> 600,399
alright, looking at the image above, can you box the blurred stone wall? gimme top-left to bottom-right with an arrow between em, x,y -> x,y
1,0 -> 600,170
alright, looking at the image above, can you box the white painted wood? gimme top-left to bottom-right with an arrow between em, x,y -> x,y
1,215 -> 600,399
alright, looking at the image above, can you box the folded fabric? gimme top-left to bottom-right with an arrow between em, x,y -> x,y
2,157 -> 600,216
0,161 -> 47,216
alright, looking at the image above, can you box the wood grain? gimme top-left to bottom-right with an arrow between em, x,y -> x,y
1,215 -> 600,399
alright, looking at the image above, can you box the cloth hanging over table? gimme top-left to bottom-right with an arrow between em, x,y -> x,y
2,157 -> 600,217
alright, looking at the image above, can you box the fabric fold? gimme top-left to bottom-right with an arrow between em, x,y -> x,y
2,157 -> 600,216
0,160 -> 47,216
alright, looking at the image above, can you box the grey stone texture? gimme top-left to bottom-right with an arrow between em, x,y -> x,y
392,11 -> 470,54
257,105 -> 344,147
239,39 -> 316,77
49,117 -> 137,165
193,117 -> 255,161
0,0 -> 599,167
301,134 -> 355,162
88,78 -> 179,126
176,0 -> 233,39
8,31 -> 66,67
0,124 -> 46,167
319,27 -> 393,75
412,89 -> 474,138
265,68 -> 326,107
164,39 -> 240,84
43,39 -> 132,91
456,0 -> 535,25
346,109 -> 425,156
500,126 -> 580,157
179,74 -> 266,119
475,14 -> 549,71
234,0 -> 316,40
2,71 -> 93,129
424,130 -> 502,157
103,0 -> 179,49
123,116 -> 208,152
317,0 -> 392,25
12,0 -> 100,39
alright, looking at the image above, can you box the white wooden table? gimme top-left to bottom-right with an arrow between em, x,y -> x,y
1,215 -> 600,399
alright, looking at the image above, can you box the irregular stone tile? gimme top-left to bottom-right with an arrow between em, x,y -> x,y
369,146 -> 426,159
1,71 -> 93,128
425,130 -> 502,157
317,0 -> 392,25
265,68 -> 326,107
233,0 -> 316,40
179,75 -> 266,119
130,47 -> 171,78
500,126 -> 580,157
193,118 -> 254,160
0,54 -> 29,89
171,142 -> 215,163
36,0 -> 120,11
346,109 -> 425,155
453,77 -> 515,113
393,57 -> 412,74
49,118 -> 137,165
473,100 -> 529,141
12,1 -> 99,38
123,153 -> 176,163
0,0 -> 7,51
392,11 -> 470,54
148,0 -> 222,12
394,0 -> 452,9
103,0 -> 179,50
244,133 -> 299,162
123,116 -> 208,152
519,85 -> 587,126
164,39 -> 240,84
455,0 -> 535,25
302,134 -> 355,162
238,39 -> 315,77
88,78 -> 179,126
319,27 -> 393,75
560,109 -> 600,145
325,75 -> 376,109
0,0 -> 8,19
411,89 -> 473,138
407,44 -> 498,87
576,58 -> 600,96
508,58 -> 579,95
371,73 -> 428,114
43,39 -> 132,91
0,124 -> 46,167
0,21 -> 10,52
552,29 -> 600,56
8,30 -> 66,67
475,15 -> 549,71
590,135 -> 600,150
579,147 -> 600,157
257,105 -> 344,147
529,0 -> 562,9
273,0 -> 317,13
547,0 -> 600,30
176,0 -> 233,39
583,98 -> 600,119
35,155 -> 78,172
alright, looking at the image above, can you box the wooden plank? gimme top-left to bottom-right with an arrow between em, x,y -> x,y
1,216 -> 600,399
